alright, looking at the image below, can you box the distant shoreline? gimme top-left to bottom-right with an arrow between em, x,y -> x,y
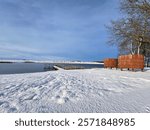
0,60 -> 104,64
0,61 -> 14,63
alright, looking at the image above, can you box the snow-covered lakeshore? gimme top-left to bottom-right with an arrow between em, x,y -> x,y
0,68 -> 150,113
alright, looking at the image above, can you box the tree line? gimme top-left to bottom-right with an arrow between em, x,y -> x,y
107,0 -> 150,61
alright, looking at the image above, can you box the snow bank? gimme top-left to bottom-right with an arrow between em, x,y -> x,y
0,68 -> 150,113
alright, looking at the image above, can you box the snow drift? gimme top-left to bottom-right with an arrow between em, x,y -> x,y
0,68 -> 150,113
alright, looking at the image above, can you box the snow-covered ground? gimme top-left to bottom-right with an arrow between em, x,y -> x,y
0,68 -> 150,113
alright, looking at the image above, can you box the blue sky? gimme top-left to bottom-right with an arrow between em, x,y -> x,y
0,0 -> 120,61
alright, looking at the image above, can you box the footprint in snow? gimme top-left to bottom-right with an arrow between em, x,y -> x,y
0,101 -> 18,112
0,101 -> 9,108
20,94 -> 38,102
51,94 -> 69,104
57,98 -> 67,104
51,89 -> 79,104
55,95 -> 69,104
7,107 -> 18,113
0,93 -> 4,97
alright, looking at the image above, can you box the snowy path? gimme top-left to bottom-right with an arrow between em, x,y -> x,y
0,68 -> 150,113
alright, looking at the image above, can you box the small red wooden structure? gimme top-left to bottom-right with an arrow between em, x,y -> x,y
104,58 -> 118,69
118,54 -> 144,71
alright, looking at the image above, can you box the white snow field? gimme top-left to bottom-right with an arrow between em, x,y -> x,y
0,68 -> 150,113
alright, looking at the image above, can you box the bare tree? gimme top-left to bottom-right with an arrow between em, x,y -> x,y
107,0 -> 150,57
